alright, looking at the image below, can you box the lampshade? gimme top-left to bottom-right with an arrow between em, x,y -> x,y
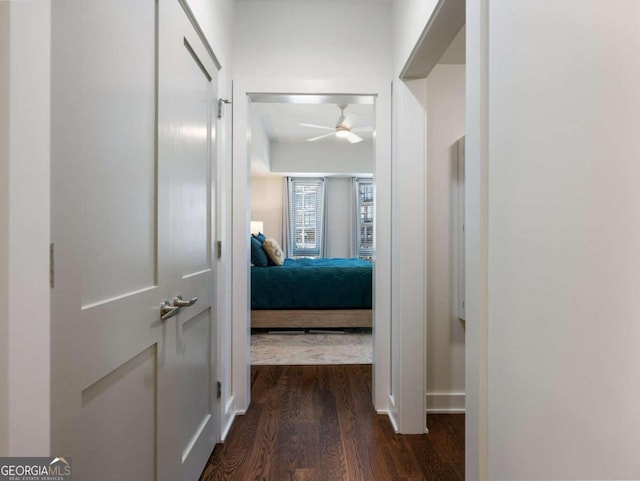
250,221 -> 264,235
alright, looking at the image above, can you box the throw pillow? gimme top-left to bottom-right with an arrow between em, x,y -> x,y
263,238 -> 285,266
250,236 -> 269,267
252,232 -> 267,244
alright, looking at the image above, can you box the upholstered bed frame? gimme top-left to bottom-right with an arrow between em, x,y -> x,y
251,308 -> 372,329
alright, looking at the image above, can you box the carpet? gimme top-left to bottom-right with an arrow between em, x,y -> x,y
251,330 -> 372,365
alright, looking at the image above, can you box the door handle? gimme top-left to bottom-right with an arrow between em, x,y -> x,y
173,295 -> 198,308
160,301 -> 181,321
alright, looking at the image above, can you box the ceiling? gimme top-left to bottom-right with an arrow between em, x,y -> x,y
245,23 -> 463,146
438,26 -> 465,65
400,0 -> 465,78
237,0 -> 390,3
251,100 -> 375,145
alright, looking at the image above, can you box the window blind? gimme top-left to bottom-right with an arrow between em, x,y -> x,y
289,178 -> 325,257
355,178 -> 374,260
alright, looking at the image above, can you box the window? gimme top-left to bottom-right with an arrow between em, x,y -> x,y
356,179 -> 374,260
289,178 -> 325,257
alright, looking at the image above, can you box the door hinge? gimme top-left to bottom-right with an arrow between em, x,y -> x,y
50,242 -> 55,288
216,240 -> 222,259
217,98 -> 231,119
216,381 -> 222,399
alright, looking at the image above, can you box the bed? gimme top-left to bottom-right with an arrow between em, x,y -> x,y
251,257 -> 372,329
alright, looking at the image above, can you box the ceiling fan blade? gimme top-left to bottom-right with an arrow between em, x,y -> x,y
351,126 -> 374,133
306,132 -> 336,142
345,132 -> 364,144
300,123 -> 334,131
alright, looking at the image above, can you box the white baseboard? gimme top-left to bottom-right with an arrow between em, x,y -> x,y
385,394 -> 400,432
220,411 -> 236,442
220,394 -> 239,442
426,392 -> 465,413
220,414 -> 236,443
386,410 -> 399,432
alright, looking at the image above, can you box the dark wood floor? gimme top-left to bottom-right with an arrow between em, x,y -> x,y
199,365 -> 464,481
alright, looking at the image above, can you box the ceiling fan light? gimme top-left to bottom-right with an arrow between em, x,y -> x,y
335,129 -> 350,139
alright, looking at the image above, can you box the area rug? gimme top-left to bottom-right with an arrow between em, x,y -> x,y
251,330 -> 372,365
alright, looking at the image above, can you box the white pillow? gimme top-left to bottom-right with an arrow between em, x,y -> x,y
263,238 -> 285,266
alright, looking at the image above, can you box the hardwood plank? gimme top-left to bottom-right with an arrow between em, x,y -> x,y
199,365 -> 464,481
425,415 -> 466,480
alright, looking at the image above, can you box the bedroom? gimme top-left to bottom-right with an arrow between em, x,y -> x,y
248,96 -> 375,362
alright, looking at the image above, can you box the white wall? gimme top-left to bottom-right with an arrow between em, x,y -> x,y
234,1 -> 391,79
270,141 -> 373,175
426,64 -> 465,412
249,106 -> 271,175
3,0 -> 51,456
232,0 -> 393,417
465,1 -> 489,478
324,177 -> 352,258
0,0 -> 9,456
250,176 -> 283,246
485,2 -> 640,479
392,0 -> 439,74
187,0 -> 233,69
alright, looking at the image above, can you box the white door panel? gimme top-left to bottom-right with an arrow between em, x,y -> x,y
174,45 -> 211,278
52,0 -> 218,480
158,2 -> 218,478
79,346 -> 157,481
51,2 -> 161,478
73,0 -> 158,308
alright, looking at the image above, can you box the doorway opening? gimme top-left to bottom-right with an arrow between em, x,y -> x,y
422,26 -> 466,416
246,93 -> 376,367
396,0 -> 466,446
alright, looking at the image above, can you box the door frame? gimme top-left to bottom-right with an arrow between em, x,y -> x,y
1,0 -> 52,455
231,77 -> 392,415
399,0 -> 489,475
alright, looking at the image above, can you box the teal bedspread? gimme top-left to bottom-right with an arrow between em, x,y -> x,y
251,258 -> 372,309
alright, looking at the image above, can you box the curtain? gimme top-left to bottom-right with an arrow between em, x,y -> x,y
350,177 -> 358,257
320,177 -> 327,258
281,176 -> 291,257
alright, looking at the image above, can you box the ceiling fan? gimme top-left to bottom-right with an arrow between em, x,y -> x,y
300,104 -> 373,144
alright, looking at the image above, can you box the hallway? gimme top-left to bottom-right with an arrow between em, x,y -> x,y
199,365 -> 464,481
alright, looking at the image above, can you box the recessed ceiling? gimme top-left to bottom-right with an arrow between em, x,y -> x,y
251,101 -> 375,144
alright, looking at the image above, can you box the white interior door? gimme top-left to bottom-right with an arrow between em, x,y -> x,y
51,1 -> 218,480
157,1 -> 219,480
